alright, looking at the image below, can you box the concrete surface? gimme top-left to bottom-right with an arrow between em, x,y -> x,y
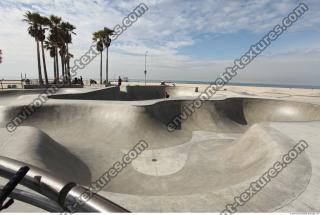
0,84 -> 320,212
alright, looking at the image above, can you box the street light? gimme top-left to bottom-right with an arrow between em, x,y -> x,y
144,51 -> 148,86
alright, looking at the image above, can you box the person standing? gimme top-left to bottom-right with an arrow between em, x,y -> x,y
118,76 -> 122,86
80,76 -> 84,86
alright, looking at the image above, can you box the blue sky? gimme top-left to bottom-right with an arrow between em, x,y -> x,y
0,0 -> 320,85
178,29 -> 320,59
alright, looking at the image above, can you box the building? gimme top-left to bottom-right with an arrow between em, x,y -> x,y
0,80 -> 24,89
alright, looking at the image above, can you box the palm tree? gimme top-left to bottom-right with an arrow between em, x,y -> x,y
92,30 -> 105,84
38,15 -> 51,85
45,16 -> 76,84
60,21 -> 76,83
92,27 -> 114,85
102,27 -> 114,86
59,45 -> 66,81
44,40 -> 57,81
23,11 -> 43,85
48,15 -> 62,82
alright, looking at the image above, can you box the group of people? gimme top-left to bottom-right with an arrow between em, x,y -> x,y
72,76 -> 84,85
69,76 -> 123,86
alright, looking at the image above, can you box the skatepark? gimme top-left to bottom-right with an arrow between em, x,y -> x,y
0,84 -> 320,212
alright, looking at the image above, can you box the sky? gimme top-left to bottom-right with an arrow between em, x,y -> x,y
0,0 -> 320,86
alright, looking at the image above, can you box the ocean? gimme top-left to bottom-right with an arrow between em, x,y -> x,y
120,79 -> 320,89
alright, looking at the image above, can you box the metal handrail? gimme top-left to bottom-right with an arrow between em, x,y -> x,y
0,186 -> 63,212
0,156 -> 129,213
0,166 -> 29,210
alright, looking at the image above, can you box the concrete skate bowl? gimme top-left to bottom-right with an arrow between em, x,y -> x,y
0,89 -> 50,102
0,97 -> 319,211
49,85 -> 200,101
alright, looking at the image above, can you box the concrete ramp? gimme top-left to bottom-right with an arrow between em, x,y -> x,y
49,86 -> 201,100
0,126 -> 91,184
103,124 -> 312,212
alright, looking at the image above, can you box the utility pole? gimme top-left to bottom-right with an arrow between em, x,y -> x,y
144,51 -> 148,86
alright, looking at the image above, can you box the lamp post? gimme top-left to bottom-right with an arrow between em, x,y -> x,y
144,51 -> 148,86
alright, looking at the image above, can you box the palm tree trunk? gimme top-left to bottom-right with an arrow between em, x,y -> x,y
100,51 -> 103,85
55,48 -> 59,81
66,44 -> 71,84
64,63 -> 67,81
61,54 -> 65,82
64,61 -> 67,81
36,41 -> 43,85
41,41 -> 49,85
105,47 -> 109,86
53,57 -> 57,83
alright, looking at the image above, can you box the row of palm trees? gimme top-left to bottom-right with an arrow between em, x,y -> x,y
92,27 -> 114,85
23,11 -> 76,85
24,11 -> 114,86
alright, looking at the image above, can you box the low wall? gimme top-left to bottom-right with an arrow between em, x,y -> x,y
124,86 -> 166,100
24,84 -> 84,89
49,86 -> 120,100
